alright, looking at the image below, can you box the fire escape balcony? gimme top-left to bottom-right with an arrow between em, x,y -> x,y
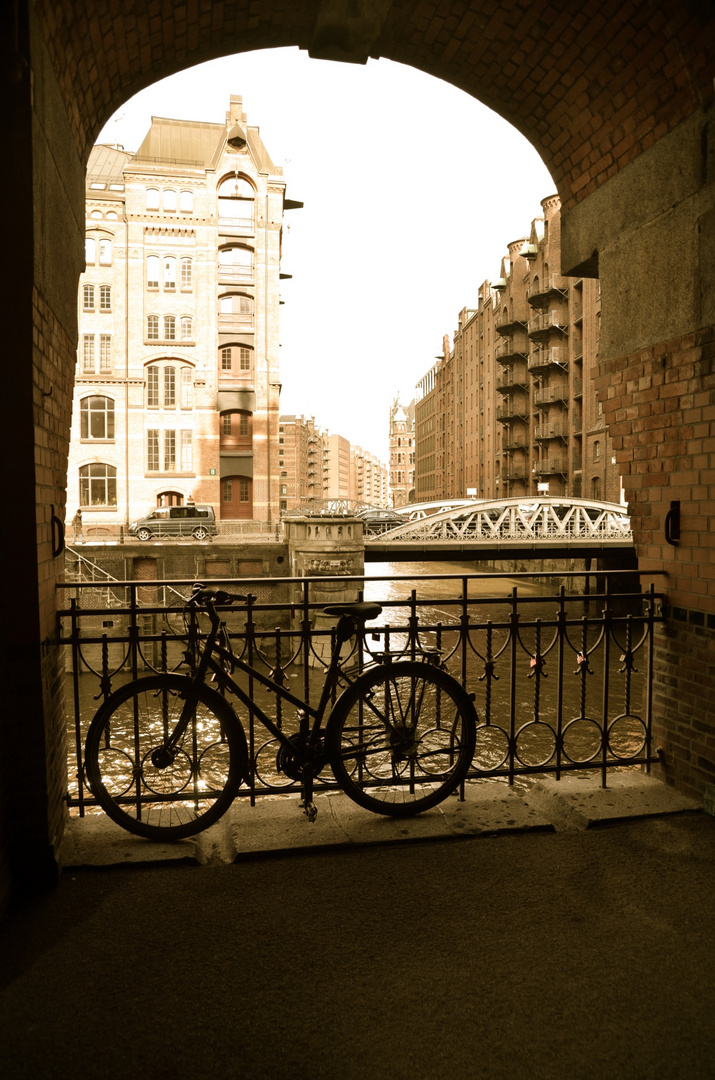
527,310 -> 569,339
497,397 -> 529,421
528,346 -> 567,373
501,427 -> 529,450
534,456 -> 568,476
535,421 -> 569,441
496,366 -> 529,392
495,334 -> 529,362
495,308 -> 529,335
500,461 -> 528,481
527,274 -> 569,307
534,383 -> 569,405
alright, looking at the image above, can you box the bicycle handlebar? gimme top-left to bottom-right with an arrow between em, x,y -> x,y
190,584 -> 250,607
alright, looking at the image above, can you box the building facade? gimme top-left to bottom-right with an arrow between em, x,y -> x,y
279,414 -> 388,512
414,196 -> 620,505
388,399 -> 416,506
69,96 -> 294,529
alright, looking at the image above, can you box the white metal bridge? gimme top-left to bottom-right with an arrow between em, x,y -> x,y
363,497 -> 633,562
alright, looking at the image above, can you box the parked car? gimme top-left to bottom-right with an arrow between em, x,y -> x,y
128,504 -> 217,540
357,509 -> 405,534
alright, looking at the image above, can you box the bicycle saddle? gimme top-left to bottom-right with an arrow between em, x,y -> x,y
322,601 -> 382,622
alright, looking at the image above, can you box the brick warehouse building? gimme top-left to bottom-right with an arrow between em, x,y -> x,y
3,1 -> 715,905
415,196 -> 619,504
68,96 -> 297,528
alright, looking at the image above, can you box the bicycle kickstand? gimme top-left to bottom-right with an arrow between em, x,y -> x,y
300,769 -> 318,823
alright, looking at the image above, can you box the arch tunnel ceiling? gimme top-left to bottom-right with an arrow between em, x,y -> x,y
42,0 -> 715,217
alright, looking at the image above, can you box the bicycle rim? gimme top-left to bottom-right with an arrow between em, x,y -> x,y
326,662 -> 476,816
84,674 -> 246,840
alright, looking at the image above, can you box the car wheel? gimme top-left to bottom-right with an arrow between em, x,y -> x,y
137,528 -> 151,541
193,526 -> 208,540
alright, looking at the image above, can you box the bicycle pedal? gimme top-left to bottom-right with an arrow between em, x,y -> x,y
301,800 -> 318,823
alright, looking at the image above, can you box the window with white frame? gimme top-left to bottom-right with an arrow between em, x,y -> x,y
146,428 -> 193,473
82,335 -> 95,373
79,462 -> 117,506
180,258 -> 192,289
163,189 -> 177,212
99,239 -> 112,265
85,238 -> 96,264
147,255 -> 160,289
99,334 -> 112,372
179,190 -> 193,212
99,285 -> 111,311
217,175 -> 255,228
146,188 -> 160,210
146,362 -> 192,409
163,257 -> 176,290
83,284 -> 95,311
80,395 -> 115,440
180,316 -> 192,341
180,366 -> 192,408
164,315 -> 176,340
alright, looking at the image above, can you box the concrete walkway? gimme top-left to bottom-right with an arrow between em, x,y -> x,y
60,770 -> 701,867
2,774 -> 714,1080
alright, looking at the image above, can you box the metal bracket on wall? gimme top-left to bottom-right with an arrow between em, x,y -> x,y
665,500 -> 680,546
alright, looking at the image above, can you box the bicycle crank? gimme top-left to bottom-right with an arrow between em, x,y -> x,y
276,733 -> 326,781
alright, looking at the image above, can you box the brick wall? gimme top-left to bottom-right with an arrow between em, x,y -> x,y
597,325 -> 715,797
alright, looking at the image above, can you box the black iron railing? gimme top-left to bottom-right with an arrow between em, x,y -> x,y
57,570 -> 664,816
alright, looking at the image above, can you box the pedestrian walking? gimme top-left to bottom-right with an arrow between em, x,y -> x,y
72,508 -> 82,541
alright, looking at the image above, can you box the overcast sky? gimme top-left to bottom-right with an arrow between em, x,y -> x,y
99,47 -> 554,461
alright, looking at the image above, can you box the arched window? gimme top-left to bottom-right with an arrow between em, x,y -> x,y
180,316 -> 193,341
157,491 -> 184,507
179,190 -> 193,212
146,362 -> 193,408
79,463 -> 117,507
217,175 -> 255,229
163,257 -> 176,289
163,315 -> 176,340
85,238 -> 96,264
80,396 -> 115,440
218,245 -> 254,283
147,255 -> 160,289
146,188 -> 160,210
99,239 -> 112,265
220,411 -> 251,447
593,440 -> 601,461
219,343 -> 253,375
163,189 -> 177,212
83,284 -> 95,311
592,476 -> 602,500
219,294 -> 253,330
180,258 -> 192,289
99,285 -> 111,311
147,315 -> 159,340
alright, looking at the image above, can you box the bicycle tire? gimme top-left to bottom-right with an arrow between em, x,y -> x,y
325,661 -> 477,816
84,674 -> 248,840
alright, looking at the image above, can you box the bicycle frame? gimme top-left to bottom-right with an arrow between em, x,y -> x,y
167,598 -> 359,773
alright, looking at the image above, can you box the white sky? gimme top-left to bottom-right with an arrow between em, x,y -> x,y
98,47 -> 554,462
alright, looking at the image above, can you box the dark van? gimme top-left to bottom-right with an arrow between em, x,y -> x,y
128,504 -> 217,540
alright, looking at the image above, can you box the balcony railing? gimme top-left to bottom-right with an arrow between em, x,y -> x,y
527,274 -> 570,305
218,265 -> 254,284
534,456 -> 568,475
534,384 -> 569,405
218,313 -> 255,331
58,570 -> 663,817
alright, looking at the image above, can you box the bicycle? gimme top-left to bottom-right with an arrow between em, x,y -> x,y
84,585 -> 478,840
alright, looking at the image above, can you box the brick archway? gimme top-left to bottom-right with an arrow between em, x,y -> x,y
2,0 -> 714,900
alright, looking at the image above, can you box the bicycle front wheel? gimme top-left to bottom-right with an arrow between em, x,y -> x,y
325,661 -> 477,816
84,674 -> 247,840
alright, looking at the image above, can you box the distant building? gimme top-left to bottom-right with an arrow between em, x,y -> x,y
68,95 -> 299,527
414,195 -> 620,504
279,415 -> 389,512
389,399 -> 416,506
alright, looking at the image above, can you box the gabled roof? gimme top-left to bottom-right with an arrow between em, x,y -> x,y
133,118 -> 226,169
86,144 -> 133,185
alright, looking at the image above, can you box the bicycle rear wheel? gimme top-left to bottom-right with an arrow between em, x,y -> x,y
84,674 -> 247,840
325,661 -> 477,816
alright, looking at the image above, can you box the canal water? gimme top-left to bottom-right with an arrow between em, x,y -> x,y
67,559 -> 649,808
